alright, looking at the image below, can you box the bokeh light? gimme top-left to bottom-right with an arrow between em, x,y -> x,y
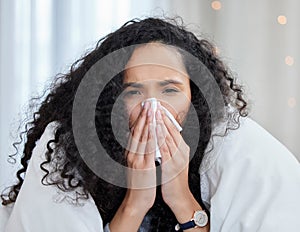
277,15 -> 287,25
285,56 -> 294,66
288,97 -> 297,108
211,1 -> 222,11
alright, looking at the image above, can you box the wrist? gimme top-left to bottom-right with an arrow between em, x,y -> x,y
170,193 -> 202,224
124,188 -> 155,211
121,200 -> 149,217
163,185 -> 191,208
122,194 -> 151,216
109,199 -> 149,232
167,191 -> 195,212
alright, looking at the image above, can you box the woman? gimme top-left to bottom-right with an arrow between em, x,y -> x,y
1,17 -> 300,232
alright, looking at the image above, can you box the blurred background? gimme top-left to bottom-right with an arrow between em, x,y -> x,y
1,0 -> 299,189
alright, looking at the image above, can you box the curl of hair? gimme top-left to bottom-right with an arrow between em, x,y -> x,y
1,16 -> 249,231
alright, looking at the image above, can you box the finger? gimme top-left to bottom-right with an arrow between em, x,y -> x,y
136,121 -> 149,156
156,110 -> 171,163
126,102 -> 149,164
128,103 -> 153,166
126,134 -> 135,166
130,101 -> 149,130
158,102 -> 181,147
130,101 -> 150,154
161,121 -> 180,159
157,118 -> 190,171
160,110 -> 186,160
136,104 -> 153,156
157,111 -> 180,161
125,132 -> 132,161
127,129 -> 146,167
158,103 -> 190,158
145,122 -> 156,166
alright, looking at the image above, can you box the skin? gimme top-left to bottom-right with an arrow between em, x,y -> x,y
109,42 -> 210,231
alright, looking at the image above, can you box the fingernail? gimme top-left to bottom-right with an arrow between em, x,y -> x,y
157,102 -> 164,116
147,108 -> 152,117
144,101 -> 149,109
156,110 -> 162,120
157,102 -> 162,109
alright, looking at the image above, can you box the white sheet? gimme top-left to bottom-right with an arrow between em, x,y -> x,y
1,117 -> 300,231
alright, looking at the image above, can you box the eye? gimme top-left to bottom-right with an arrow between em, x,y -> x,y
125,90 -> 141,96
163,88 -> 179,93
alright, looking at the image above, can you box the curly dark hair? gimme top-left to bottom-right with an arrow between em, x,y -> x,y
1,16 -> 249,231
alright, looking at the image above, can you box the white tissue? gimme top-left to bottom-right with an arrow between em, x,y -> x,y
141,98 -> 182,164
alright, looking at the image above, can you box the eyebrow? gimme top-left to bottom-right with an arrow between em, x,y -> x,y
122,79 -> 184,89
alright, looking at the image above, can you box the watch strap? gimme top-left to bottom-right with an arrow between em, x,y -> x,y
175,220 -> 196,231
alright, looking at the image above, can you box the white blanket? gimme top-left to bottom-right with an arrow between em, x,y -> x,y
1,117 -> 300,231
1,121 -> 103,232
200,117 -> 300,231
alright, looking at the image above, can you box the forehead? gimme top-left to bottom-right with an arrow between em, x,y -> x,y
124,42 -> 189,83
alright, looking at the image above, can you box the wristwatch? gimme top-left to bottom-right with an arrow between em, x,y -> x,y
175,210 -> 208,231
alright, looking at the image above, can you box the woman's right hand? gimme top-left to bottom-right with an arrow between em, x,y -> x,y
109,101 -> 156,232
123,101 -> 157,212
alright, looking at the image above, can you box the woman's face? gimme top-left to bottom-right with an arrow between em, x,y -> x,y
123,42 -> 192,128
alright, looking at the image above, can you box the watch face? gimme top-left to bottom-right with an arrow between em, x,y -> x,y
194,210 -> 208,227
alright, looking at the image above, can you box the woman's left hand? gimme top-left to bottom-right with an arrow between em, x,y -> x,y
155,103 -> 194,211
155,104 -> 209,231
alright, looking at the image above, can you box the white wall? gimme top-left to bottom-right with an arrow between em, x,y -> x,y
165,0 -> 300,161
